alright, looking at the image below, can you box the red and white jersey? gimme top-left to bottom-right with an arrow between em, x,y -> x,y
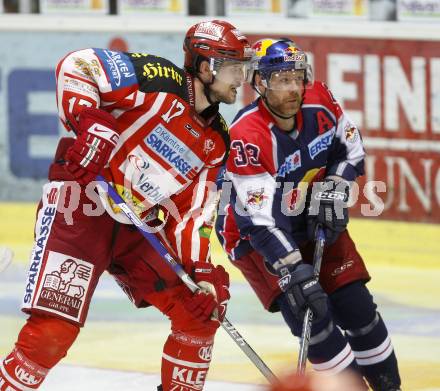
56,48 -> 230,266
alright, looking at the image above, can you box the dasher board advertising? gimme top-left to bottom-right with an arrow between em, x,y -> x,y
118,0 -> 187,15
225,0 -> 286,17
397,0 -> 440,22
40,0 -> 110,14
308,0 -> 369,19
0,28 -> 439,222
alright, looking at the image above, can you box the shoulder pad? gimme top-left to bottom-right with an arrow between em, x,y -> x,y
303,81 -> 342,115
129,53 -> 188,99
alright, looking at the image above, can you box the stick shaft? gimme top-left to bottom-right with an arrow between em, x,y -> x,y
297,226 -> 326,375
97,176 -> 277,383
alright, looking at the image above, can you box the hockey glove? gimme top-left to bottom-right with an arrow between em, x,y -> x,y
307,179 -> 349,245
65,108 -> 119,185
184,262 -> 230,328
276,253 -> 328,322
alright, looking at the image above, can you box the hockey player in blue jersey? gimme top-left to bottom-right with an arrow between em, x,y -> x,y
215,38 -> 401,390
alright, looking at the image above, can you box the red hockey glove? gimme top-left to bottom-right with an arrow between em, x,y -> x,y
184,262 -> 230,328
65,108 -> 119,185
183,291 -> 217,324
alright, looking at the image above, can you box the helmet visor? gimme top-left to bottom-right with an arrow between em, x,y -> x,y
266,69 -> 306,91
211,58 -> 250,85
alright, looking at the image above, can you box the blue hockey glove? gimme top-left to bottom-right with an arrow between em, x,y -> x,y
307,179 -> 349,245
275,253 -> 328,322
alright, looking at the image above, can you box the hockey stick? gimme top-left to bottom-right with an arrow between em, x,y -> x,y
297,225 -> 325,375
96,175 -> 278,384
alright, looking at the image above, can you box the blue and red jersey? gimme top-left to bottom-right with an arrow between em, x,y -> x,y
216,81 -> 365,264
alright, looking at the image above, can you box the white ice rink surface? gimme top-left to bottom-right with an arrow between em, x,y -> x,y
43,364 -> 265,391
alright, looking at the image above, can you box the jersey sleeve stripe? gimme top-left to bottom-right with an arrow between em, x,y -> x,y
268,226 -> 294,253
270,127 -> 279,172
189,169 -> 210,262
110,92 -> 166,159
174,168 -> 209,261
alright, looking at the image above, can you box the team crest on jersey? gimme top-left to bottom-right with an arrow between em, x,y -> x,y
73,57 -> 102,80
33,251 -> 94,323
203,139 -> 215,155
246,188 -> 268,210
344,123 -> 359,143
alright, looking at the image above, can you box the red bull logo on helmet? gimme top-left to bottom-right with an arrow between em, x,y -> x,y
283,46 -> 306,63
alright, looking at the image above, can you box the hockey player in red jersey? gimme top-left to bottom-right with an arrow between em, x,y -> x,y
215,39 -> 401,390
0,20 -> 252,391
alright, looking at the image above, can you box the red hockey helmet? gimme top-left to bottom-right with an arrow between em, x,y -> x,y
183,20 -> 253,75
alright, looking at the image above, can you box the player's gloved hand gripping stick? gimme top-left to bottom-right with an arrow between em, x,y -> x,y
96,174 -> 278,384
297,226 -> 325,375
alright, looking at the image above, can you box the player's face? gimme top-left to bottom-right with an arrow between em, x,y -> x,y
209,60 -> 247,104
265,85 -> 303,117
209,79 -> 241,104
264,70 -> 305,116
